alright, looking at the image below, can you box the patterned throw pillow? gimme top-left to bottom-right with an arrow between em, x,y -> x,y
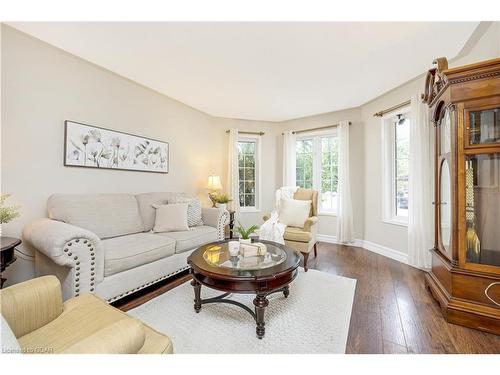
167,197 -> 204,227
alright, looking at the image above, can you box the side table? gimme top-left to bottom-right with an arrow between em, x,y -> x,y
1,236 -> 21,288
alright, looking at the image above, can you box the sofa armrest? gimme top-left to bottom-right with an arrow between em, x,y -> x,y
202,208 -> 229,240
303,216 -> 319,232
0,276 -> 63,338
23,218 -> 104,298
61,318 -> 146,354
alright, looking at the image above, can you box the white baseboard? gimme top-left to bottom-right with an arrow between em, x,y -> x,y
316,234 -> 408,265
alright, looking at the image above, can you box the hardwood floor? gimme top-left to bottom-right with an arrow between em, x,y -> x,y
115,242 -> 500,354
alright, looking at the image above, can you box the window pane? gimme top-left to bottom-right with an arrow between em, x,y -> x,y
244,154 -> 255,168
238,140 -> 258,207
296,139 -> 313,188
243,142 -> 255,154
395,118 -> 410,217
244,168 -> 255,180
245,194 -> 255,207
244,181 -> 255,194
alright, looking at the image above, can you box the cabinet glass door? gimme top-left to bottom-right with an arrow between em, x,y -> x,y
440,160 -> 452,252
438,107 -> 453,256
464,153 -> 500,267
469,108 -> 500,146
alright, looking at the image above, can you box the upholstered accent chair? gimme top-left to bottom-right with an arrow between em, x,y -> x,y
0,276 -> 173,354
264,188 -> 319,271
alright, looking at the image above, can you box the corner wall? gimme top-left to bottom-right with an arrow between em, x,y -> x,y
278,107 -> 365,240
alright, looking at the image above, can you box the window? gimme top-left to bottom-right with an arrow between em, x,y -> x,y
295,132 -> 338,214
238,137 -> 260,211
382,109 -> 410,225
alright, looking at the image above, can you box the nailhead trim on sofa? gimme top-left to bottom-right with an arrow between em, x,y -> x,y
106,266 -> 190,303
62,238 -> 97,297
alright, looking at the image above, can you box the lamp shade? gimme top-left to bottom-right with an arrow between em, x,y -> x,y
207,175 -> 222,190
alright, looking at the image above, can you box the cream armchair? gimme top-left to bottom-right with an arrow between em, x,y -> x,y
0,276 -> 173,354
264,188 -> 319,271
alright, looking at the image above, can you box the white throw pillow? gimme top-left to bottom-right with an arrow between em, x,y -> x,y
167,197 -> 204,227
152,203 -> 189,233
278,198 -> 312,228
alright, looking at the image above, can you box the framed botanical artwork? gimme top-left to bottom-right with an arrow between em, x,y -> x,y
64,120 -> 169,173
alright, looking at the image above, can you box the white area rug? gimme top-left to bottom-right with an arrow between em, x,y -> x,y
129,269 -> 356,354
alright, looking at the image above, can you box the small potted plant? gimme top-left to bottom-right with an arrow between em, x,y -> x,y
235,221 -> 258,244
0,194 -> 21,225
214,192 -> 232,210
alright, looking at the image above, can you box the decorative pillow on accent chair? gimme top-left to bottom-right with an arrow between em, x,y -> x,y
152,203 -> 189,232
278,198 -> 312,228
167,197 -> 204,227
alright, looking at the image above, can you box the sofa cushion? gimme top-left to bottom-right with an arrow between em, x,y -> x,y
158,226 -> 217,254
152,203 -> 189,233
284,226 -> 313,243
135,192 -> 185,231
167,197 -> 204,227
103,233 -> 176,276
48,193 -> 144,239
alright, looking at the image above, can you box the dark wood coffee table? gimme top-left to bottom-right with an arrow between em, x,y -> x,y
1,236 -> 21,288
187,239 -> 300,339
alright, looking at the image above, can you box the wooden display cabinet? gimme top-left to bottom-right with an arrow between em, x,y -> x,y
423,57 -> 500,335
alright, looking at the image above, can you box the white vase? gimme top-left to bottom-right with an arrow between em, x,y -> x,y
239,238 -> 251,244
216,203 -> 227,210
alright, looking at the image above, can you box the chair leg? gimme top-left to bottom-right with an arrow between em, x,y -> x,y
302,252 -> 309,272
313,243 -> 318,258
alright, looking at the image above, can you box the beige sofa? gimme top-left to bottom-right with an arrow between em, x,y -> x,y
1,276 -> 173,354
23,192 -> 228,302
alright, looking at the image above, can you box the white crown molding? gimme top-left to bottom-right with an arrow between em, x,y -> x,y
316,234 -> 408,265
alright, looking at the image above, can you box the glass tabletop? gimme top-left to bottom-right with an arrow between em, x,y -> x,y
202,241 -> 287,271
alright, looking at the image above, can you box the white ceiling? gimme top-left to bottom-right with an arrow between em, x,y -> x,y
8,22 -> 479,122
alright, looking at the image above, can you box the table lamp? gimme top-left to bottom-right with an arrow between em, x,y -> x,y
207,175 -> 222,207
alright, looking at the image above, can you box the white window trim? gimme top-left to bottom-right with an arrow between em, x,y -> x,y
237,134 -> 261,213
296,129 -> 338,216
381,106 -> 411,226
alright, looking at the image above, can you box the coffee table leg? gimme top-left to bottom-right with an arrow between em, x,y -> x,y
283,285 -> 290,298
191,279 -> 202,313
253,294 -> 269,339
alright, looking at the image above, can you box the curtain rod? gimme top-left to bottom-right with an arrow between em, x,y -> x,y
225,130 -> 265,136
373,100 -> 411,117
281,122 -> 351,135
